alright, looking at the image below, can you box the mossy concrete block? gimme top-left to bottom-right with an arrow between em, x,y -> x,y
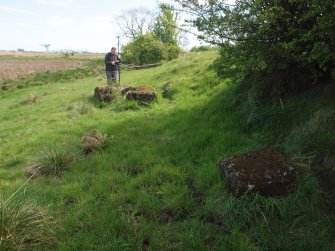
94,86 -> 112,101
220,148 -> 299,197
121,85 -> 156,103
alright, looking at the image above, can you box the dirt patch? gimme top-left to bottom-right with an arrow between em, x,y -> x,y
202,213 -> 231,234
142,236 -> 150,249
25,165 -> 40,179
159,207 -> 190,224
187,183 -> 205,204
313,154 -> 335,211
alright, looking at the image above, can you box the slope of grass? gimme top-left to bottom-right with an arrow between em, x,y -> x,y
0,50 -> 334,250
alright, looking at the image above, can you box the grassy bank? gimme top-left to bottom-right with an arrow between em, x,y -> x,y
0,50 -> 334,250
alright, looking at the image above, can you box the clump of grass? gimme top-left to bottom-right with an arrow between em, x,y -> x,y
1,85 -> 10,91
0,195 -> 57,251
80,130 -> 108,154
293,109 -> 335,152
112,99 -> 141,112
27,146 -> 75,177
22,92 -> 39,104
66,100 -> 92,117
73,100 -> 92,114
161,82 -> 177,100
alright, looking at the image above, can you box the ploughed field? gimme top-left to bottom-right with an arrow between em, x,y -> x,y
0,58 -> 86,82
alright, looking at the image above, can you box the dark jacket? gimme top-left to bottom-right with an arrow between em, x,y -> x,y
105,52 -> 121,71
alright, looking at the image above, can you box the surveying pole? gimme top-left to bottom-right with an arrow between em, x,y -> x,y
117,36 -> 120,83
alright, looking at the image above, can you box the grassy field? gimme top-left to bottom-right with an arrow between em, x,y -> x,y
0,51 -> 334,250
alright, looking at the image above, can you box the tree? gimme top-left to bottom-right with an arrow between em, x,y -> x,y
176,0 -> 335,94
122,33 -> 165,65
117,7 -> 155,39
151,3 -> 181,60
153,3 -> 179,45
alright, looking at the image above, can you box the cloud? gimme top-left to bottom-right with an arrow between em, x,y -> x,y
48,16 -> 73,27
0,6 -> 33,14
36,0 -> 73,7
17,22 -> 33,28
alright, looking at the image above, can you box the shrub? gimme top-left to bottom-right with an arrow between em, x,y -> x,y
190,46 -> 212,52
122,33 -> 180,65
178,0 -> 335,94
122,33 -> 165,65
165,43 -> 180,60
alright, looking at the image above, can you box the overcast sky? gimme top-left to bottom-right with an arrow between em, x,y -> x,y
0,0 -> 201,52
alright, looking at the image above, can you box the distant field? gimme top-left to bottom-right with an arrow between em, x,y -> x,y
0,59 -> 88,82
0,51 -> 56,57
0,51 -> 103,59
0,51 -> 104,82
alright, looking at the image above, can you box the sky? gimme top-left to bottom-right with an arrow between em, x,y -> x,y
0,0 -> 202,53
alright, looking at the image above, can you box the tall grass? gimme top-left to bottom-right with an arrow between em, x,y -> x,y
0,194 -> 57,251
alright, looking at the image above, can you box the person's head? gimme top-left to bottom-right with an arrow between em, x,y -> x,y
111,47 -> 116,53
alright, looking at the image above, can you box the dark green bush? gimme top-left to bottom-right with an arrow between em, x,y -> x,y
122,34 -> 165,65
177,0 -> 335,95
122,33 -> 180,65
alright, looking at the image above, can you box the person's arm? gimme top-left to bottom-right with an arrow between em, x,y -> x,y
105,53 -> 111,65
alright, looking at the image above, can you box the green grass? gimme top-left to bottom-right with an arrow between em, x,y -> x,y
0,50 -> 334,250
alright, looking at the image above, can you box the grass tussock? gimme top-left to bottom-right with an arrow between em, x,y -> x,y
0,195 -> 57,251
67,99 -> 92,115
21,92 -> 39,104
27,146 -> 75,177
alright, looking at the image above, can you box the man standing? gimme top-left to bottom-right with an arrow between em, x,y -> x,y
105,47 -> 121,85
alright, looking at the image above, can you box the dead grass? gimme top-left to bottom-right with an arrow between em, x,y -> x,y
80,130 -> 108,154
